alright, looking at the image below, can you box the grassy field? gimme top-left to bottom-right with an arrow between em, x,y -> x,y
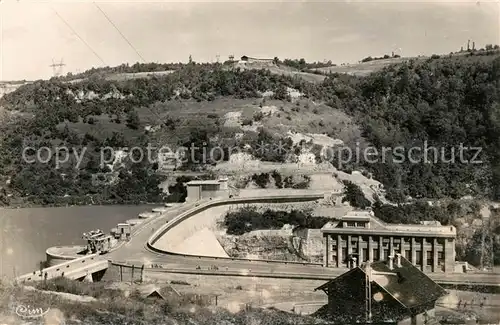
63,96 -> 363,150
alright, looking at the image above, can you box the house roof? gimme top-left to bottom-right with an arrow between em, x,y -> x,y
315,256 -> 447,309
140,284 -> 181,299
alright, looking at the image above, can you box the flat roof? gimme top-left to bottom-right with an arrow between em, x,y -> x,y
340,216 -> 371,221
321,228 -> 456,238
186,180 -> 221,185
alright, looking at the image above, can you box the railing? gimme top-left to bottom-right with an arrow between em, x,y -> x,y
17,253 -> 103,282
146,193 -> 325,266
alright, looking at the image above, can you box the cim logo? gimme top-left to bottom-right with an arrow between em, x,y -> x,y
15,305 -> 50,318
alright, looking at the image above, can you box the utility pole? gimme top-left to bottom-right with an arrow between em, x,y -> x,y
365,263 -> 372,323
49,58 -> 65,77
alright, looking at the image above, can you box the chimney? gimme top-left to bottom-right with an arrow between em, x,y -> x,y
395,253 -> 402,268
388,256 -> 394,270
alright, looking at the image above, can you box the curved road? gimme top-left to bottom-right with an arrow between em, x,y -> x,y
107,194 -> 500,286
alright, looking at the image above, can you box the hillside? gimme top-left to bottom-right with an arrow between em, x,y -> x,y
0,49 -> 499,211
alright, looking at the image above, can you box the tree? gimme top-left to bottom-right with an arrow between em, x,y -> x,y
342,181 -> 371,209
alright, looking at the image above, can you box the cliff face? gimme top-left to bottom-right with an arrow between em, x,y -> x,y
217,228 -> 324,263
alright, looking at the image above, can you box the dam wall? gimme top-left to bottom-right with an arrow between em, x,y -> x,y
148,193 -> 324,259
153,205 -> 230,255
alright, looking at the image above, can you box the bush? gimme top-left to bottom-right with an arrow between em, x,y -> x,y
223,207 -> 331,235
251,173 -> 270,188
342,180 -> 371,209
253,111 -> 264,121
35,277 -> 122,299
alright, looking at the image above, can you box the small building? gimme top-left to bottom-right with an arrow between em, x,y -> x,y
321,210 -> 456,272
116,223 -> 132,240
314,255 -> 447,324
185,178 -> 229,202
239,55 -> 274,64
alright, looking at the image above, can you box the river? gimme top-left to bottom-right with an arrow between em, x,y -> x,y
0,204 -> 155,278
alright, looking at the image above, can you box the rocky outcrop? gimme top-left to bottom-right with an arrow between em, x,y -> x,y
217,229 -> 308,262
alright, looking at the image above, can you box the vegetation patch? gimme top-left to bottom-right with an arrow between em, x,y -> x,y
223,207 -> 331,235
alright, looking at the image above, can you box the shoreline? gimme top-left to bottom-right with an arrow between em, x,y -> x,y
0,201 -> 165,210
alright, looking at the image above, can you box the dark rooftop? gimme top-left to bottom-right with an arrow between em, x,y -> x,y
315,256 -> 447,309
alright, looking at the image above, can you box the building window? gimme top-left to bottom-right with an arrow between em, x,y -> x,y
383,249 -> 388,260
404,250 -> 411,260
373,249 -> 379,260
356,222 -> 366,228
346,221 -> 356,227
416,251 -> 422,264
438,251 -> 444,265
362,248 -> 368,262
332,245 -> 337,251
426,251 -> 433,266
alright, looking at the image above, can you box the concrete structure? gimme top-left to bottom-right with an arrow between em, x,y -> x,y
321,211 -> 456,272
314,256 -> 447,324
185,179 -> 229,202
46,246 -> 87,266
17,254 -> 108,283
18,191 -> 500,289
126,219 -> 142,226
116,223 -> 132,240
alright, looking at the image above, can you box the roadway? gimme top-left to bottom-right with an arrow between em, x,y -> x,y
107,192 -> 500,287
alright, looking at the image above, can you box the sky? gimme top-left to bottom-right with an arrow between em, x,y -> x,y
0,0 -> 499,81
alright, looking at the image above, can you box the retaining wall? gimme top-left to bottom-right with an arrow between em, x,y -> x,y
17,254 -> 104,282
46,246 -> 87,266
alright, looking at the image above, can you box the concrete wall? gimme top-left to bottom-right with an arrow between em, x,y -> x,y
153,205 -> 230,253
17,254 -> 106,282
103,262 -> 144,283
186,185 -> 201,202
46,255 -> 75,267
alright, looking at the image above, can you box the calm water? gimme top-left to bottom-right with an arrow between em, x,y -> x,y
0,204 -> 155,278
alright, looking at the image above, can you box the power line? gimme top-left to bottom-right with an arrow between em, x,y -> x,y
51,7 -> 106,66
93,2 -> 146,63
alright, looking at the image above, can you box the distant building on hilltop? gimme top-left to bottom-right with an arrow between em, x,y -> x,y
314,255 -> 447,324
239,56 -> 274,64
321,211 -> 456,273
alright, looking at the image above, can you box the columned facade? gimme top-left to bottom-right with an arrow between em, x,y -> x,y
323,233 -> 454,272
321,211 -> 456,273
